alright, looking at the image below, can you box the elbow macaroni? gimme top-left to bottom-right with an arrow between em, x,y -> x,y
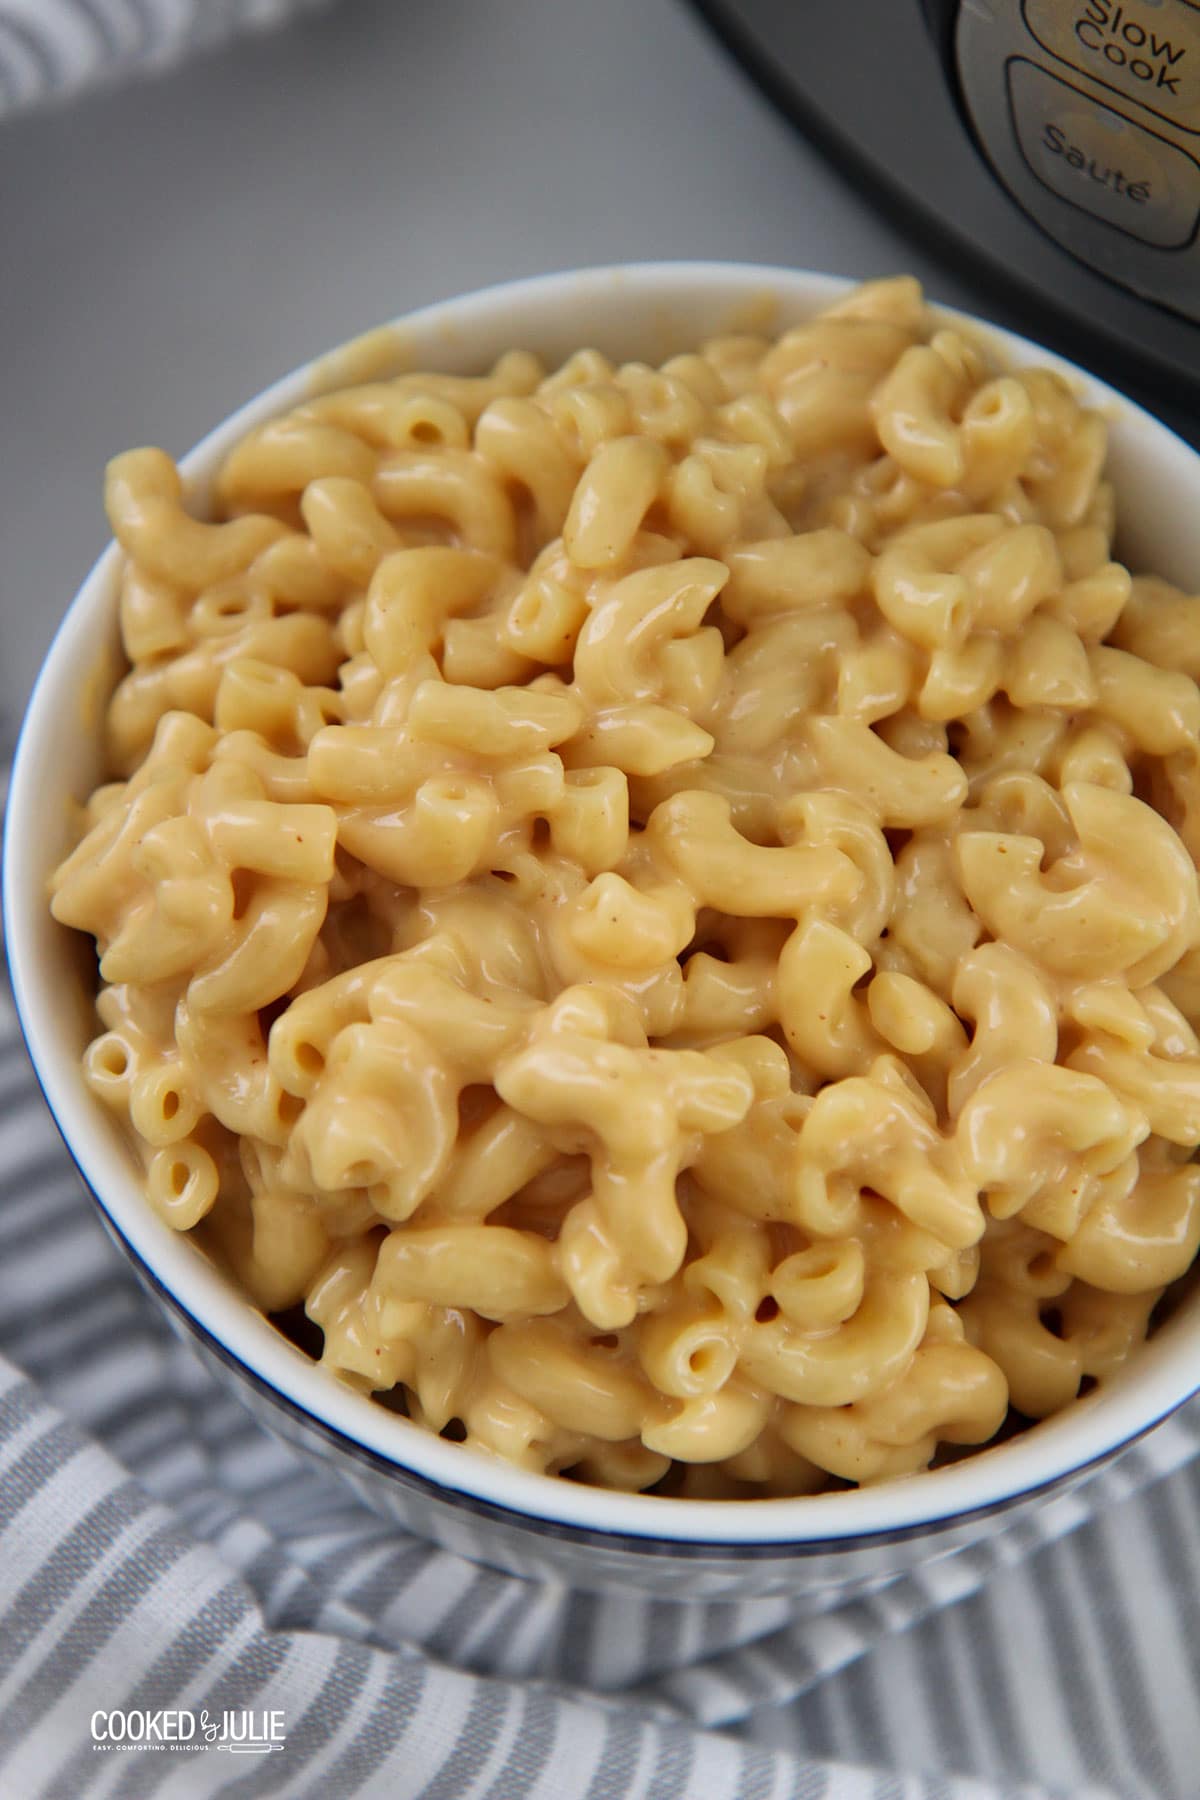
50,277 -> 1200,1497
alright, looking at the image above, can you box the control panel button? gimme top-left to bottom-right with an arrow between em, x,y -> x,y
1024,0 -> 1200,133
1008,58 -> 1200,245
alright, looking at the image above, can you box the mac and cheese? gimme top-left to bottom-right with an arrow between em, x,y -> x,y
51,278 -> 1200,1495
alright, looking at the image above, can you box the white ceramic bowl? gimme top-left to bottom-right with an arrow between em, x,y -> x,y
7,263 -> 1200,1599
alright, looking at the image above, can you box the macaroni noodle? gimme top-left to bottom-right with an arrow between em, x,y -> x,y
51,277 -> 1200,1497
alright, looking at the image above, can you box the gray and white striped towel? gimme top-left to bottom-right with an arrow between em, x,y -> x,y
0,0 -> 329,116
1,958 -> 1199,1799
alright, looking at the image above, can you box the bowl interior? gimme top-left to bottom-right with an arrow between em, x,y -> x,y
7,262 -> 1200,1546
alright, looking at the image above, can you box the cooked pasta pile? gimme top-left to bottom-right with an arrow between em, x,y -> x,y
50,277 -> 1200,1495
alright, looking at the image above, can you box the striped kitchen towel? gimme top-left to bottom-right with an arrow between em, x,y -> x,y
0,0 -> 331,116
0,955 -> 1197,1799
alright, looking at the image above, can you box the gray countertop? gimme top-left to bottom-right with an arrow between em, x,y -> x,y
0,0 -> 990,736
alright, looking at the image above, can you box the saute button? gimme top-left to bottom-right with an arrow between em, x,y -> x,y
1008,58 -> 1200,247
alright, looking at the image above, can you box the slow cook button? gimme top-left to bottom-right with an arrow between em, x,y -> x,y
1008,58 -> 1200,246
1023,0 -> 1200,133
